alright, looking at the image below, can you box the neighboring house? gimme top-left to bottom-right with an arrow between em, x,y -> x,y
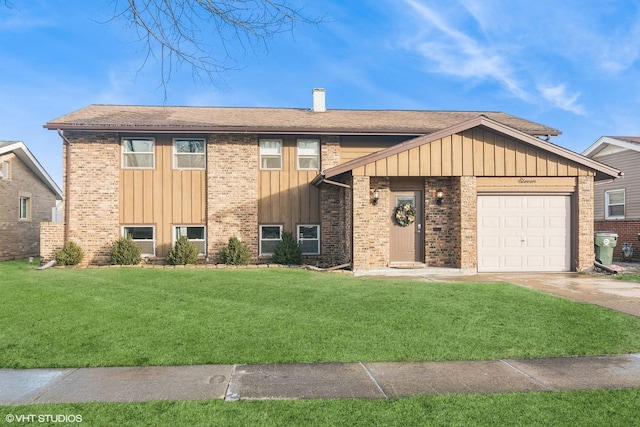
583,136 -> 640,261
42,89 -> 619,272
0,141 -> 62,261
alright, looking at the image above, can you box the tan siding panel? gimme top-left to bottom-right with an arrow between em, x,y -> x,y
441,136 -> 452,176
431,138 -> 442,176
462,131 -> 474,175
451,133 -> 463,176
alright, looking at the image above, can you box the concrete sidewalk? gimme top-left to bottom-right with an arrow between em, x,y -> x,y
2,354 -> 640,405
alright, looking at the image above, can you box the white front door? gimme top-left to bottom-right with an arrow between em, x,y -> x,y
477,195 -> 571,272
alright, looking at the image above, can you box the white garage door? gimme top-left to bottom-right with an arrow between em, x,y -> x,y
477,195 -> 571,272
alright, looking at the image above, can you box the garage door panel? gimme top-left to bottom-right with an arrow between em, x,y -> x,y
478,195 -> 571,273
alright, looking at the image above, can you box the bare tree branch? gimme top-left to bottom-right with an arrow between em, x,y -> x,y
109,0 -> 322,96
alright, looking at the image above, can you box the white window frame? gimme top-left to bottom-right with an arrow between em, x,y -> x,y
297,139 -> 319,170
122,226 -> 156,257
0,160 -> 9,179
297,224 -> 320,255
259,139 -> 283,170
173,225 -> 207,256
19,196 -> 30,221
259,224 -> 283,256
122,138 -> 155,169
605,189 -> 625,219
173,138 -> 206,170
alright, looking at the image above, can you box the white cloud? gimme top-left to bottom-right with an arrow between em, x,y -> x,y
538,84 -> 586,116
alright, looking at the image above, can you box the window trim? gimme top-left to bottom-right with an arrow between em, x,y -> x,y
296,138 -> 320,170
605,189 -> 625,219
18,196 -> 31,221
172,138 -> 206,170
297,224 -> 320,255
259,224 -> 283,256
172,225 -> 207,256
259,139 -> 283,170
122,225 -> 156,257
122,137 -> 155,169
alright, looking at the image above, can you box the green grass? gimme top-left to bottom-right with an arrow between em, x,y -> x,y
1,258 -> 640,368
617,274 -> 640,282
1,389 -> 639,426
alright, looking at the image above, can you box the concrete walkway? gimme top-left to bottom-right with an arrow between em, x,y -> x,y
2,354 -> 640,405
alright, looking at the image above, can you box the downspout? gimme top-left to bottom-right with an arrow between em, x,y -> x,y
57,129 -> 71,244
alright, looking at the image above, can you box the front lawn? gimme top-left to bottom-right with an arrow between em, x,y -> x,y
1,259 -> 639,368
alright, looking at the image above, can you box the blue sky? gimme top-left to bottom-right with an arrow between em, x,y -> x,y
2,0 -> 640,187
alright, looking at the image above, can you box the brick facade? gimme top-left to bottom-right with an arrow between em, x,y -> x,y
39,221 -> 64,263
576,175 -> 595,271
63,132 -> 120,264
594,219 -> 640,262
206,134 -> 259,263
459,176 -> 477,269
423,177 -> 457,267
0,153 -> 57,261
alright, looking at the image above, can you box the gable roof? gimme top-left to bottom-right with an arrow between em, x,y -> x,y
315,116 -> 620,183
0,141 -> 62,200
44,104 -> 561,138
582,136 -> 640,157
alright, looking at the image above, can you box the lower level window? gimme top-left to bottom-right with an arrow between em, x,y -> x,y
123,226 -> 155,257
260,225 -> 282,256
174,226 -> 206,255
297,225 -> 320,255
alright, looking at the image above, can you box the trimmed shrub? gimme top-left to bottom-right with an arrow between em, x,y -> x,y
55,241 -> 84,266
109,236 -> 141,265
166,236 -> 200,265
220,236 -> 250,265
272,231 -> 303,265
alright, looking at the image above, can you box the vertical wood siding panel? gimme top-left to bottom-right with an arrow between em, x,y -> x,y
462,131 -> 474,175
398,150 -> 409,176
258,170 -> 269,223
409,147 -> 421,176
452,133 -> 463,176
431,138 -> 442,176
172,170 -> 182,224
483,130 -> 495,176
143,169 -> 154,223
182,171 -> 193,222
376,158 -> 388,176
526,147 -> 537,175
387,155 -> 398,176
537,152 -> 548,176
133,170 -> 144,223
472,130 -> 483,176
494,134 -> 505,176
557,158 -> 569,176
547,154 -> 558,176
515,142 -> 527,176
270,170 -> 280,224
441,135 -> 452,176
419,144 -> 431,175
504,138 -> 516,176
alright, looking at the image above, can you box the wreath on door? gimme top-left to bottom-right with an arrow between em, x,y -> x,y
394,203 -> 416,227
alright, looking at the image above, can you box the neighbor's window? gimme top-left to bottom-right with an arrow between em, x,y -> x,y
259,139 -> 282,169
259,225 -> 282,256
174,139 -> 205,169
174,225 -> 206,255
297,139 -> 319,170
0,161 -> 9,179
123,226 -> 155,256
19,196 -> 30,220
122,138 -> 155,169
605,189 -> 625,219
297,224 -> 320,255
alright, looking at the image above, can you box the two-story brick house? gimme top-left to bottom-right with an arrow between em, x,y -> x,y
0,141 -> 62,261
42,89 -> 619,272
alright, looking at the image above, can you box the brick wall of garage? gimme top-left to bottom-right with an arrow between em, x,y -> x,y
595,219 -> 640,262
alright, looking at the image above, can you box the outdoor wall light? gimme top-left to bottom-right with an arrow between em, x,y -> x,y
372,188 -> 380,205
435,188 -> 444,205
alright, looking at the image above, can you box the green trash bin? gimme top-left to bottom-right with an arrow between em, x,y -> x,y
594,232 -> 618,265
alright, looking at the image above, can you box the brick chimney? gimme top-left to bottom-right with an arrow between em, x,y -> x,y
312,88 -> 326,112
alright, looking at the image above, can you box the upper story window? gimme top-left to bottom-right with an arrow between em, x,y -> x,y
297,139 -> 319,170
174,139 -> 205,169
122,138 -> 155,169
0,160 -> 9,179
605,189 -> 625,219
260,139 -> 282,170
